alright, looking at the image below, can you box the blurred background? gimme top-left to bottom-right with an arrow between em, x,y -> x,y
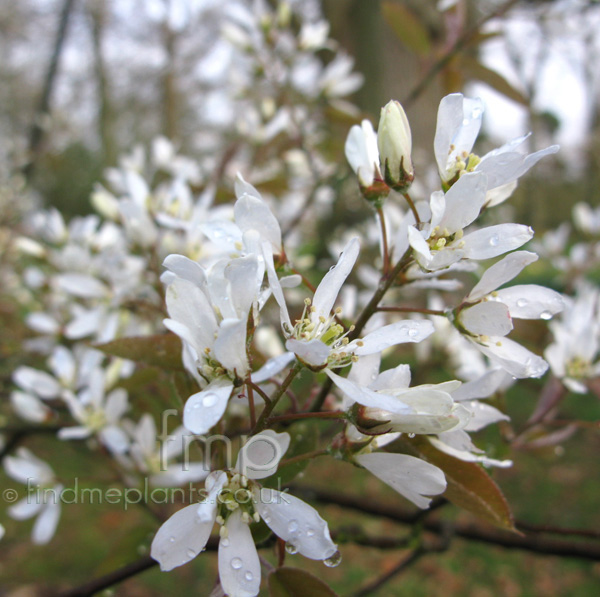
0,0 -> 599,595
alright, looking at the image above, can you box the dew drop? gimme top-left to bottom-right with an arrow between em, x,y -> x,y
323,550 -> 342,568
285,541 -> 299,555
221,538 -> 230,547
264,515 -> 271,524
516,298 -> 527,308
186,548 -> 196,558
408,432 -> 416,438
168,536 -> 176,543
202,392 -> 218,408
540,310 -> 552,320
288,520 -> 299,533
245,571 -> 254,581
489,234 -> 499,247
306,528 -> 315,537
192,402 -> 201,409
231,557 -> 243,570
408,328 -> 418,338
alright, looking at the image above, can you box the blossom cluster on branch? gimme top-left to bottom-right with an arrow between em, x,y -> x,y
1,2 -> 599,596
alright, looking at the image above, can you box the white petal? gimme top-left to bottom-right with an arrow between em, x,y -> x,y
311,237 -> 360,322
407,225 -> 432,262
474,336 -> 548,378
262,241 -> 292,332
163,254 -> 207,288
370,363 -> 411,391
256,489 -> 337,560
151,502 -> 216,571
99,426 -> 130,454
451,369 -> 510,401
13,367 -> 61,399
8,497 -> 44,520
219,509 -> 261,597
234,194 -> 282,251
26,312 -> 59,334
462,224 -> 534,260
251,353 -> 295,383
11,391 -> 53,423
225,255 -> 259,317
468,251 -> 538,300
463,401 -> 509,432
355,452 -> 446,509
285,338 -> 330,368
326,370 -> 412,414
438,171 -> 488,232
58,426 -> 92,440
55,273 -> 108,299
355,319 -> 434,355
494,285 -> 564,319
429,432 -> 512,468
236,430 -> 290,479
434,94 -> 483,176
460,301 -> 513,337
183,379 -> 233,434
165,278 -> 218,353
49,346 -> 76,386
104,389 -> 129,422
151,463 -> 210,487
214,318 -> 249,376
32,498 -> 61,545
4,449 -> 54,485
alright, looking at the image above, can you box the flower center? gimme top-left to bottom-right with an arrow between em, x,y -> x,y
215,473 -> 260,535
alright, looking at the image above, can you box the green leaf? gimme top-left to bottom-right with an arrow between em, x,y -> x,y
264,421 -> 319,488
461,56 -> 529,106
381,2 -> 432,57
94,334 -> 184,370
268,567 -> 339,597
389,436 -> 516,531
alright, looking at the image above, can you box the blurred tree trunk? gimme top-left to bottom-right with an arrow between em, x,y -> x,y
24,0 -> 76,181
89,0 -> 116,166
161,0 -> 178,141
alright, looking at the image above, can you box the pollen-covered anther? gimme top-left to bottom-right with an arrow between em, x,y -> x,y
356,340 -> 364,347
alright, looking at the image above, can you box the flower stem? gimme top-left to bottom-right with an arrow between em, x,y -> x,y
402,191 -> 421,226
376,206 -> 391,275
252,362 -> 303,434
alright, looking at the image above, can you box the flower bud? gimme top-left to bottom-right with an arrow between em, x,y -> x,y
377,100 -> 414,191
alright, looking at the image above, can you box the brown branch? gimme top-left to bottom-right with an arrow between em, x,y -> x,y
294,485 -> 600,562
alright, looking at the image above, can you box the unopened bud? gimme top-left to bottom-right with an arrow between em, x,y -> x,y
377,100 -> 414,191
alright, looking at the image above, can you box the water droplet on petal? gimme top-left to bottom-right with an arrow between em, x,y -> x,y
323,550 -> 342,568
231,557 -> 243,570
540,310 -> 552,320
516,298 -> 527,308
408,432 -> 415,438
245,571 -> 253,581
489,234 -> 499,247
285,541 -> 299,555
221,538 -> 230,547
202,392 -> 218,408
306,528 -> 315,537
288,520 -> 299,533
264,515 -> 271,524
169,536 -> 176,543
408,328 -> 418,338
186,548 -> 196,558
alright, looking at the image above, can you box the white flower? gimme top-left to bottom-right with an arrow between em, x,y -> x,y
162,252 -> 262,434
265,238 -> 434,369
434,93 -> 559,202
59,367 -> 130,454
151,431 -> 338,597
327,355 -> 469,435
545,284 -> 600,393
407,171 -> 534,271
4,448 -> 63,545
457,251 -> 564,378
126,414 -> 210,486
